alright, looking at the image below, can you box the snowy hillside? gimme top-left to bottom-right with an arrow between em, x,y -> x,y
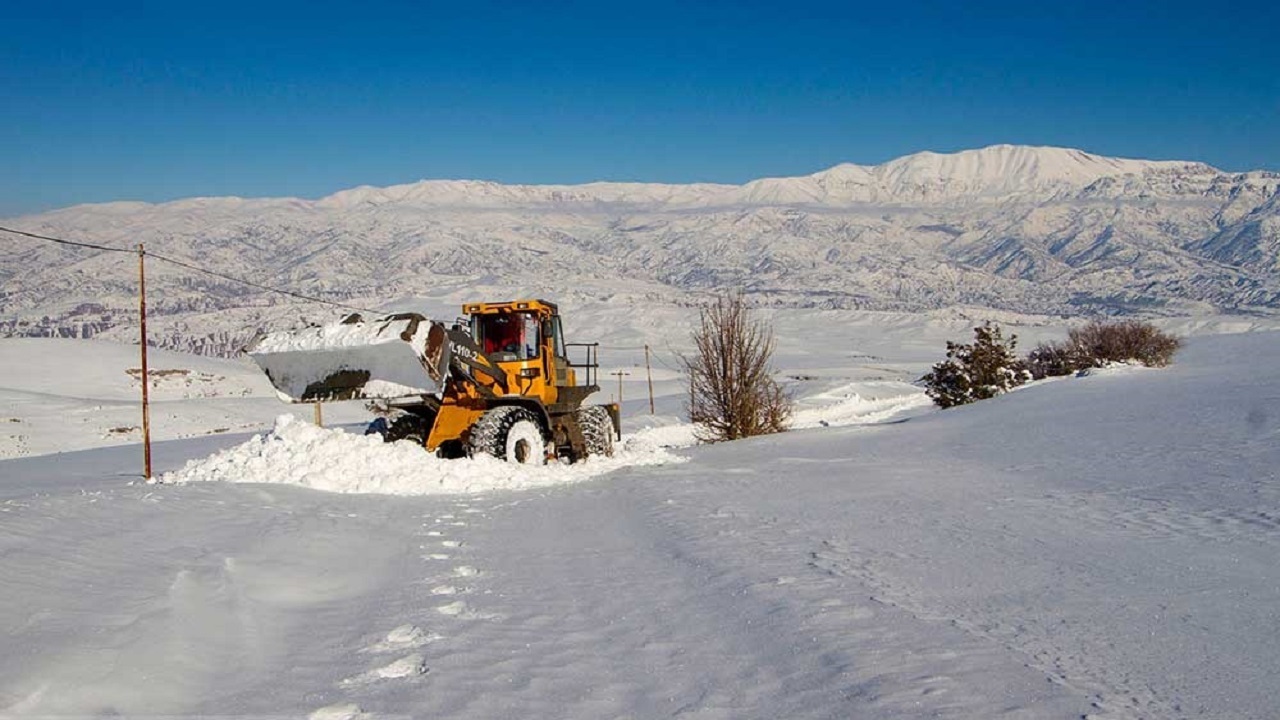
732,144 -> 1210,204
3,144 -> 1279,357
1,317 -> 1277,718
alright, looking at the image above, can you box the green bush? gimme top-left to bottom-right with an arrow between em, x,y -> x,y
922,322 -> 1030,408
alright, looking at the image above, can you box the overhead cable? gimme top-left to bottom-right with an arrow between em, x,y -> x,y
0,225 -> 378,314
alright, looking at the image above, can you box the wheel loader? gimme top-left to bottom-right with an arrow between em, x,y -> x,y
246,299 -> 620,464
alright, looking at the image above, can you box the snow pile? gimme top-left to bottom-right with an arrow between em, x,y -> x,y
162,414 -> 685,495
359,379 -> 435,399
790,381 -> 932,429
622,421 -> 700,451
249,314 -> 432,353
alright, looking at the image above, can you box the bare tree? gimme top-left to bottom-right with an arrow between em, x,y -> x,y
681,294 -> 791,442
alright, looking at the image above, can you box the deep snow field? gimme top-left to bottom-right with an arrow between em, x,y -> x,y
1,306 -> 1278,719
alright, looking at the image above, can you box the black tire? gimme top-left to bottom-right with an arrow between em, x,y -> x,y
384,414 -> 431,448
578,405 -> 615,458
469,406 -> 547,465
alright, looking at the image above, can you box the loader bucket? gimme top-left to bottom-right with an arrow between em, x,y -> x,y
246,313 -> 451,402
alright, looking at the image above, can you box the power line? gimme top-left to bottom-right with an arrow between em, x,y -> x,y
0,225 -> 133,254
0,225 -> 378,315
142,250 -> 378,314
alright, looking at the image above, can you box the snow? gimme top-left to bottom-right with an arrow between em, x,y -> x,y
248,315 -> 443,400
1,316 -> 1279,719
0,338 -> 369,459
248,314 -> 428,353
7,144 -> 1280,362
356,379 -> 433,399
735,145 -> 1211,205
162,414 -> 687,495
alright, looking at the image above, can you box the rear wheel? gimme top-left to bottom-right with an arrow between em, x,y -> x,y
578,405 -> 615,458
469,406 -> 547,465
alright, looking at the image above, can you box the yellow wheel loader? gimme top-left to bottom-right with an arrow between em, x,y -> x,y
247,299 -> 620,464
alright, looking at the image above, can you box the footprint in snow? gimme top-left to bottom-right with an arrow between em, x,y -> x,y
374,654 -> 429,679
453,565 -> 479,577
308,703 -> 370,720
441,540 -> 462,548
436,601 -> 468,616
422,553 -> 451,560
341,654 -> 428,686
431,585 -> 459,596
362,624 -> 442,653
436,600 -> 500,620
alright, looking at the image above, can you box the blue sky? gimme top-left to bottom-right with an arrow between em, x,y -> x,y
2,0 -> 1277,215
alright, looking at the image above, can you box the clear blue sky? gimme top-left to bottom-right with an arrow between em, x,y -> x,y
3,0 -> 1277,216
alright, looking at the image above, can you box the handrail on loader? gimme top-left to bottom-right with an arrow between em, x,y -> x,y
565,342 -> 601,388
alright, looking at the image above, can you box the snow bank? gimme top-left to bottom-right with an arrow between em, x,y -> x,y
790,381 -> 932,429
160,380 -> 929,495
161,415 -> 685,495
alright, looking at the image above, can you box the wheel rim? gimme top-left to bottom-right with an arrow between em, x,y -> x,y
504,418 -> 545,465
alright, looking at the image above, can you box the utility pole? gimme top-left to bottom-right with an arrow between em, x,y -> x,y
610,369 -> 631,404
138,244 -> 152,480
644,344 -> 655,414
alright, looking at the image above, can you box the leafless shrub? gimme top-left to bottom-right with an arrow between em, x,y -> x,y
1026,340 -> 1087,380
681,294 -> 791,442
1067,319 -> 1182,367
1025,319 -> 1182,379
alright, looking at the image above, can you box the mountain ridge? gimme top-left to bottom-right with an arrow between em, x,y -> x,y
3,144 -> 1279,356
15,144 -> 1262,219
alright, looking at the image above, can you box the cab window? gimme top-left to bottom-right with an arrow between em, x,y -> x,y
548,316 -> 566,359
475,313 -> 540,360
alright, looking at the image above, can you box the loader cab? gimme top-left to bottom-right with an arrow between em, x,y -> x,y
463,299 -> 579,394
472,311 -> 541,362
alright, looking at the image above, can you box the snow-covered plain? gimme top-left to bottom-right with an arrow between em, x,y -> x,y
0,338 -> 370,459
1,314 -> 1278,719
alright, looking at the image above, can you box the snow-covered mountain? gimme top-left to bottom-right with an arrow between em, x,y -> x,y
3,144 -> 1279,355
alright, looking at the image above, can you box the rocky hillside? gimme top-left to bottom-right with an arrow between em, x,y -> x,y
2,144 -> 1278,355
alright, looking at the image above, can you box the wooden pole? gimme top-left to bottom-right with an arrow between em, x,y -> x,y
313,401 -> 323,427
611,370 -> 630,405
138,244 -> 152,480
644,344 -> 655,414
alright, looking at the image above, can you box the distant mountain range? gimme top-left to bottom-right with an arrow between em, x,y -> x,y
3,144 -> 1278,355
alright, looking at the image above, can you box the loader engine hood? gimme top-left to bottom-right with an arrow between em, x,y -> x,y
246,313 -> 452,402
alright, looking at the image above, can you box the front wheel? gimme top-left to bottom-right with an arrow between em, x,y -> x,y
577,405 -> 615,458
469,406 -> 548,465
